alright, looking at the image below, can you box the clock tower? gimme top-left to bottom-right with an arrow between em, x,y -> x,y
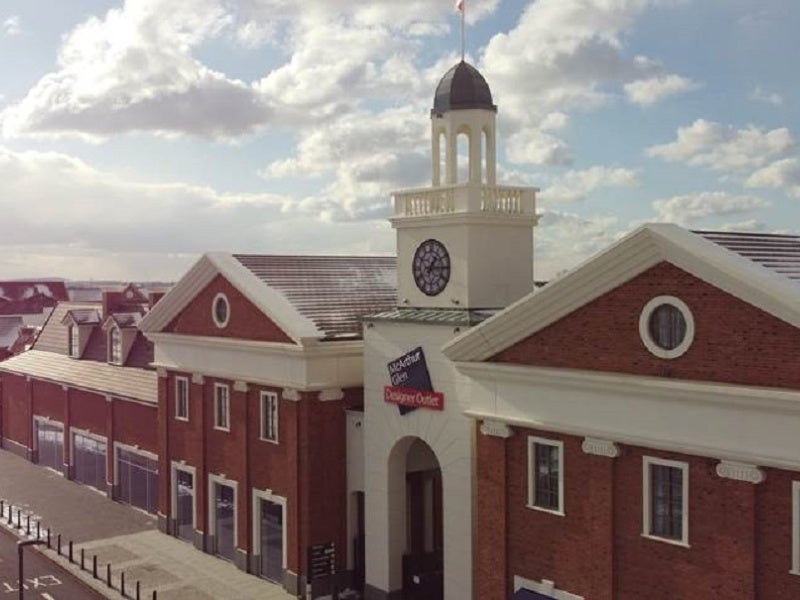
391,60 -> 539,310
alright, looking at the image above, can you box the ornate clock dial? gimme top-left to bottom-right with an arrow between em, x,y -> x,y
412,239 -> 451,296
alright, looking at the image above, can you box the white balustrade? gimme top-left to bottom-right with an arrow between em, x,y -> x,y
393,184 -> 536,217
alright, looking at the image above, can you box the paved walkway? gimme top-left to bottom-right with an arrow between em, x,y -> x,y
0,449 -> 296,599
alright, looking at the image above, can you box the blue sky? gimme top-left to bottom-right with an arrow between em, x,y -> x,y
0,0 -> 798,280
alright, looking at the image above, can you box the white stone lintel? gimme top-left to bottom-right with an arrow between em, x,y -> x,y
156,367 -> 168,379
480,420 -> 513,439
319,388 -> 344,402
191,373 -> 205,385
233,381 -> 249,393
282,388 -> 301,402
581,437 -> 620,458
715,460 -> 765,484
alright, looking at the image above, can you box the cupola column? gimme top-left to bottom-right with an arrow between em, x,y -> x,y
432,126 -> 442,187
469,128 -> 481,184
486,127 -> 497,185
446,126 -> 458,185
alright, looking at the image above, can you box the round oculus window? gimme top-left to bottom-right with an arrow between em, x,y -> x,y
639,296 -> 694,359
212,293 -> 230,328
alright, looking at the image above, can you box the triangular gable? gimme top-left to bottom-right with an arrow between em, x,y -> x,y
119,283 -> 148,304
443,223 -> 800,362
161,273 -> 295,344
139,253 -> 319,344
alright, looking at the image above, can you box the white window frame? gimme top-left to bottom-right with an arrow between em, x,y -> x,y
68,325 -> 79,358
639,295 -> 695,360
208,473 -> 239,552
108,326 -> 122,365
792,481 -> 800,575
527,436 -> 565,516
214,383 -> 230,431
175,376 -> 189,421
642,455 -> 690,547
212,292 -> 230,329
260,391 -> 279,444
252,488 -> 288,574
171,461 -> 197,533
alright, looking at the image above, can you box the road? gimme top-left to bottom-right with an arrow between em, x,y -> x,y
0,530 -> 103,600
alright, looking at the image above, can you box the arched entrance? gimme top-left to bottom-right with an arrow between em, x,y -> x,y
387,437 -> 443,600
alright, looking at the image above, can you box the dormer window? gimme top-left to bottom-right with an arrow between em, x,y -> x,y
108,327 -> 122,364
68,326 -> 79,358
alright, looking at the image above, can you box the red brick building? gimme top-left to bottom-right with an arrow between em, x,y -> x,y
139,252 -> 395,595
0,284 -> 161,513
444,224 -> 800,600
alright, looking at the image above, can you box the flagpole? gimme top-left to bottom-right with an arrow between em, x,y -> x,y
461,2 -> 466,61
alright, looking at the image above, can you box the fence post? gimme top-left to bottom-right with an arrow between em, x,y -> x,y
106,563 -> 111,587
121,571 -> 126,597
25,514 -> 30,535
57,534 -> 61,556
36,521 -> 40,539
46,528 -> 51,549
16,509 -> 21,529
81,548 -> 85,570
69,540 -> 74,563
136,581 -> 140,600
92,554 -> 98,578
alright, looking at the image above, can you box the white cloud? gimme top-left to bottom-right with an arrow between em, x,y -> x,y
749,85 -> 783,106
652,191 -> 771,225
478,0 -> 691,166
746,158 -> 800,198
647,118 -> 795,172
2,16 -> 21,36
624,74 -> 700,105
539,166 -> 639,203
0,145 -> 393,279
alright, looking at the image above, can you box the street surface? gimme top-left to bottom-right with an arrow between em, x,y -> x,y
0,530 -> 103,600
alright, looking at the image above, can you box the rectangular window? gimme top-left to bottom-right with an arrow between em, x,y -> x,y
108,328 -> 122,364
69,326 -> 79,358
643,456 -> 689,545
260,391 -> 279,443
214,383 -> 230,431
527,436 -> 564,514
175,377 -> 189,421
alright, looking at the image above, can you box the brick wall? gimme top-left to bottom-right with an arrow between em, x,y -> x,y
164,275 -> 294,344
477,422 -> 800,600
494,262 -> 800,390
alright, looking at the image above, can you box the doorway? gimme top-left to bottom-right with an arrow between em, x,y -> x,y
172,465 -> 195,543
213,482 -> 236,561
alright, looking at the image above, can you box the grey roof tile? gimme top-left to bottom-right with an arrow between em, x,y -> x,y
696,230 -> 800,282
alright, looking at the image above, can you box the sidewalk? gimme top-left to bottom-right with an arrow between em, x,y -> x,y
0,449 -> 296,599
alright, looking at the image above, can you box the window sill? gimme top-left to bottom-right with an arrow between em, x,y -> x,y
175,416 -> 189,422
213,426 -> 230,433
789,569 -> 800,577
526,504 -> 565,517
259,437 -> 279,445
641,533 -> 690,548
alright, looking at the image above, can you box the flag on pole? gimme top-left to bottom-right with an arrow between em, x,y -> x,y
456,0 -> 464,11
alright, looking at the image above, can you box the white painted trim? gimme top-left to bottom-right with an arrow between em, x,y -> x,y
147,332 -> 358,356
527,436 -> 565,516
213,383 -> 230,432
211,293 -> 230,329
260,391 -> 279,444
715,460 -> 765,484
444,223 -> 800,362
107,326 -> 123,365
642,456 -> 689,547
171,461 -> 197,531
208,473 -> 239,552
282,388 -> 301,402
251,488 -> 288,572
638,295 -> 695,359
175,376 -> 190,421
513,575 -> 584,600
318,388 -> 344,402
792,481 -> 800,575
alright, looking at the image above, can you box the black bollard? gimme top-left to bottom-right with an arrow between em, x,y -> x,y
46,527 -> 51,549
69,540 -> 74,563
81,548 -> 85,570
36,520 -> 40,539
136,581 -> 141,600
16,509 -> 21,529
121,572 -> 126,596
25,514 -> 30,535
92,554 -> 98,578
57,534 -> 61,555
106,563 -> 111,587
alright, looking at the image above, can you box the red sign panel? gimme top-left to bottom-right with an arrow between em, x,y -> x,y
384,386 -> 445,411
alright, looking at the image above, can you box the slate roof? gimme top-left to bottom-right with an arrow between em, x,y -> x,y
432,61 -> 496,114
367,308 -> 497,326
0,316 -> 23,349
697,230 -> 800,282
63,308 -> 102,325
233,255 -> 397,340
0,350 -> 157,404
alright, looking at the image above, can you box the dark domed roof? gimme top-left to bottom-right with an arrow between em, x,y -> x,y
432,61 -> 496,115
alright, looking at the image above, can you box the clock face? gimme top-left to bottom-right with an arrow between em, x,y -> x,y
412,239 -> 451,296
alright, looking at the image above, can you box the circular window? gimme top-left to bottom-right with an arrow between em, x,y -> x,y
212,293 -> 230,328
639,296 -> 694,359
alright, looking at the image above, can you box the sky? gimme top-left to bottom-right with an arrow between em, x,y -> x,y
0,0 -> 798,281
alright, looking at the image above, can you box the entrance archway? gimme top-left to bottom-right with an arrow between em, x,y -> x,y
387,437 -> 443,600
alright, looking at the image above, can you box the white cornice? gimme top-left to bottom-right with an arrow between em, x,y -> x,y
443,223 -> 800,362
145,332 -> 363,358
464,408 -> 800,472
282,388 -> 301,402
455,362 -> 800,415
479,420 -> 513,438
390,213 -> 539,229
318,388 -> 344,402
